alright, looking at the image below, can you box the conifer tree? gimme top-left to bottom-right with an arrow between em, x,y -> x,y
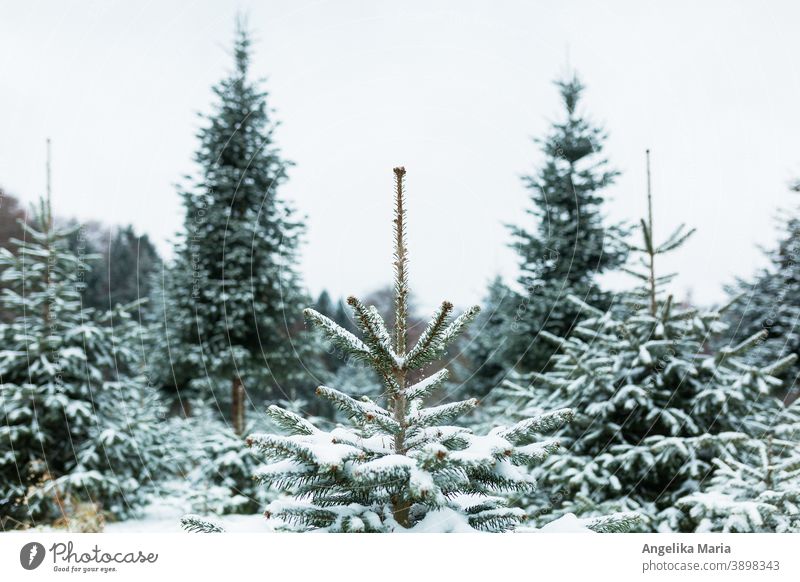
0,199 -> 166,526
75,225 -> 161,312
168,401 -> 270,515
676,400 -> 800,532
494,73 -> 627,377
237,168 -> 577,532
165,21 -> 317,432
721,180 -> 800,402
498,152 -> 796,531
465,276 -> 515,396
40,304 -> 170,521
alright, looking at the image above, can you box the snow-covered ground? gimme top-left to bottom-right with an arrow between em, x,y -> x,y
105,506 -> 591,533
104,501 -> 271,533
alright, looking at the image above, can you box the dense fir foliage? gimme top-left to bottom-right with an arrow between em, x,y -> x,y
161,23 -> 320,429
4,21 -> 800,536
677,400 -> 800,532
72,225 -> 162,313
0,202 -> 166,527
238,168 -> 584,533
496,155 -> 797,531
721,182 -> 800,402
468,73 -> 627,392
164,401 -> 270,515
464,276 -> 514,397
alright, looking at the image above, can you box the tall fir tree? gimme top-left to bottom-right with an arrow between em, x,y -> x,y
496,152 -> 796,531
164,22 -> 318,431
470,73 -> 627,390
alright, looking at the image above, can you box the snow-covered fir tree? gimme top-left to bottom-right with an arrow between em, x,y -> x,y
676,397 -> 800,532
720,180 -> 800,402
166,401 -> 270,515
464,276 -> 515,397
163,21 -> 320,431
224,167 -> 590,533
497,152 -> 796,531
40,304 -> 170,521
469,73 -> 627,391
0,200 -> 166,527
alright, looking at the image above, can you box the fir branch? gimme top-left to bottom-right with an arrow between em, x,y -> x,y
718,330 -> 768,360
404,301 -> 453,369
511,439 -> 561,464
583,512 -> 641,533
246,433 -> 318,464
353,454 -> 414,487
346,296 -> 397,371
407,398 -> 479,431
500,408 -> 574,444
316,385 -> 401,434
762,354 -> 798,377
566,294 -> 608,318
405,369 -> 450,401
303,308 -> 373,363
655,224 -> 696,254
440,305 -> 481,346
180,514 -> 225,533
266,405 -> 318,436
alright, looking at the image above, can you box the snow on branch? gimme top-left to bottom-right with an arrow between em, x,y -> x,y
407,398 -> 478,431
346,296 -> 397,372
405,369 -> 449,401
500,408 -> 574,444
303,308 -> 373,363
316,385 -> 401,434
266,405 -> 318,436
404,301 -> 453,369
180,514 -> 225,533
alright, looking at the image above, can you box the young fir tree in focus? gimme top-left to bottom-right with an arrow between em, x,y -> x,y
164,21 -> 319,430
236,168 -> 585,532
468,73 -> 627,392
498,152 -> 796,531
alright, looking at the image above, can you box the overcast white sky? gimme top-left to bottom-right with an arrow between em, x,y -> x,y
2,1 -> 800,312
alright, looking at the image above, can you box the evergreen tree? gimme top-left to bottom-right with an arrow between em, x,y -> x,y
77,225 -> 161,312
0,188 -> 26,258
168,401 -> 270,515
236,167 -> 581,532
477,73 -> 627,382
0,188 -> 27,323
40,305 -> 170,521
721,180 -> 800,402
0,201 -> 165,526
676,400 -> 800,532
497,152 -> 796,531
164,22 -> 317,432
464,276 -> 515,396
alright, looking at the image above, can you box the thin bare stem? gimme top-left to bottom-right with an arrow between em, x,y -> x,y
390,166 -> 410,526
646,149 -> 656,316
393,166 -> 409,355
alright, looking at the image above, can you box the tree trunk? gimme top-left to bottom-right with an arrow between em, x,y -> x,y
232,376 -> 245,435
